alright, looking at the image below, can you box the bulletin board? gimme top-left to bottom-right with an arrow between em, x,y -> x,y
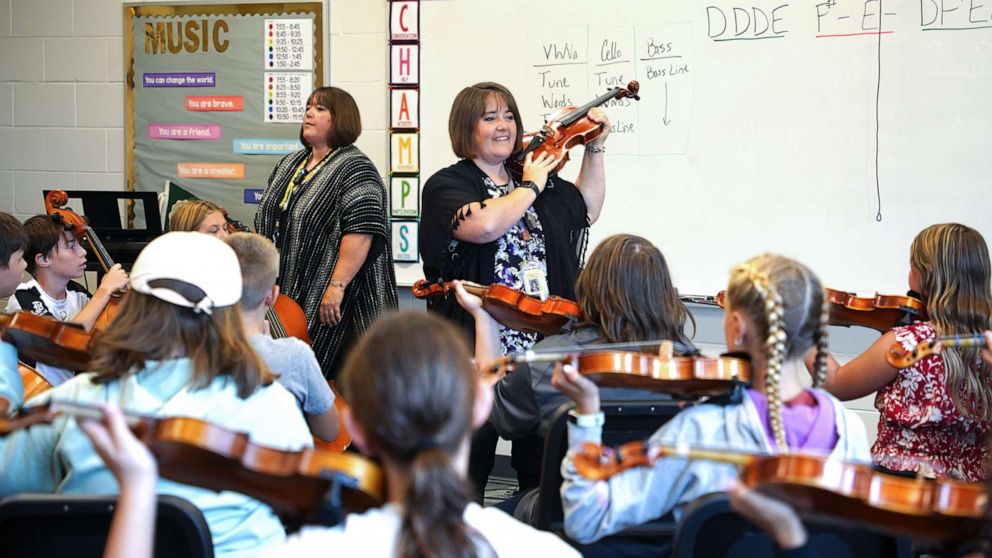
124,2 -> 323,226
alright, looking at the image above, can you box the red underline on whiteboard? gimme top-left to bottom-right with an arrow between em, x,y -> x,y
815,31 -> 894,38
922,25 -> 992,31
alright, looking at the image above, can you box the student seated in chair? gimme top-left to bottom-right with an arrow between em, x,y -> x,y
553,254 -> 869,552
225,232 -> 340,442
455,233 -> 695,521
5,215 -> 128,386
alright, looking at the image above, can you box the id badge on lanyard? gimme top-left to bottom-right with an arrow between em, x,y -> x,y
520,258 -> 549,301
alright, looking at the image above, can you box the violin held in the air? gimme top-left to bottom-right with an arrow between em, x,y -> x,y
506,81 -> 640,179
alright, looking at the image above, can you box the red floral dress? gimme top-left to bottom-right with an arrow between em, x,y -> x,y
873,321 -> 991,481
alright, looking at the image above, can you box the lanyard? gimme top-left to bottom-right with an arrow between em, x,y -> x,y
279,149 -> 335,211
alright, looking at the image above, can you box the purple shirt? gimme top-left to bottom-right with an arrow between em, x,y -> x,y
747,388 -> 839,452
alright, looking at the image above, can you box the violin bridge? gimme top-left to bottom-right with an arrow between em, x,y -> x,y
657,340 -> 674,361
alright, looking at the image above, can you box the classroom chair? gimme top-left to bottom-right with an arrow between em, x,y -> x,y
531,399 -> 683,558
670,492 -> 912,558
0,493 -> 214,558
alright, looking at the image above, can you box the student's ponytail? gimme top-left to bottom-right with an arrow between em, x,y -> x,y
339,311 -> 493,558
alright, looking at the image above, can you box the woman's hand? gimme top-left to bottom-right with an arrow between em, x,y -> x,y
319,283 -> 345,326
551,362 -> 601,415
521,151 -> 559,191
78,404 -> 157,489
586,107 -> 611,148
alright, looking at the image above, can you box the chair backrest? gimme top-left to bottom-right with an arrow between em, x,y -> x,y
535,398 -> 683,531
0,493 -> 214,558
670,492 -> 913,558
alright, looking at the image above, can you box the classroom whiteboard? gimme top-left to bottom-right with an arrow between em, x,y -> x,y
411,0 -> 992,295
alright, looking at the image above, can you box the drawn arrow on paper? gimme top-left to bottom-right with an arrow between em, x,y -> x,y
662,81 -> 671,126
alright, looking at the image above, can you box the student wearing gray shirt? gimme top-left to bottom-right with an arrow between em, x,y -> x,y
225,232 -> 340,442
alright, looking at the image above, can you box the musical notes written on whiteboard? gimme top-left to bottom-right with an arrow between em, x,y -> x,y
526,24 -> 692,156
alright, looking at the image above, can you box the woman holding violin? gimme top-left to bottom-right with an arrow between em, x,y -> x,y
455,234 -> 695,508
0,232 -> 313,557
255,86 -> 397,379
810,223 -> 992,482
78,311 -> 581,558
554,254 -> 868,549
420,81 -> 610,354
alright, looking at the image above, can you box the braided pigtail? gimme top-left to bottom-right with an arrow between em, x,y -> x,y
744,266 -> 789,452
811,294 -> 830,388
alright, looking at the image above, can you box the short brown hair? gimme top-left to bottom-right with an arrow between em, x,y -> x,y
448,82 -> 523,159
225,232 -> 279,311
299,86 -> 362,149
23,214 -> 73,274
0,213 -> 27,270
168,199 -> 223,233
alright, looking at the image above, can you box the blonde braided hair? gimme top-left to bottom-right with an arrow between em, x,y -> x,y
727,255 -> 829,453
739,264 -> 788,451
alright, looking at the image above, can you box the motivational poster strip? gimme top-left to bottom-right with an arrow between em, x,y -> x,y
143,72 -> 217,88
149,124 -> 222,140
232,138 -> 302,155
186,96 -> 244,111
176,162 -> 245,179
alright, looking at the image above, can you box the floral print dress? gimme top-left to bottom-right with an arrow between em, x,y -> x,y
873,321 -> 992,481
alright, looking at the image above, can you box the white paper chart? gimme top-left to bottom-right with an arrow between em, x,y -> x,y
263,72 -> 312,123
264,19 -> 314,71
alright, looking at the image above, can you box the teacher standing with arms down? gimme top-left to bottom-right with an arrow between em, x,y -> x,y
421,82 -> 610,354
256,86 -> 397,379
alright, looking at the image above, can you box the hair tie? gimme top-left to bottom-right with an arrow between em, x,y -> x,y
414,437 -> 443,453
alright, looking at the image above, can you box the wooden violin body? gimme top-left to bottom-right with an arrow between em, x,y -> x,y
507,81 -> 640,178
575,441 -> 986,543
825,288 -> 926,333
0,311 -> 95,371
681,289 -> 926,333
495,349 -> 751,398
412,279 -> 581,336
137,415 -> 381,520
0,402 -> 383,521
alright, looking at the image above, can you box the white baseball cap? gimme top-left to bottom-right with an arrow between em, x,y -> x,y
129,232 -> 242,314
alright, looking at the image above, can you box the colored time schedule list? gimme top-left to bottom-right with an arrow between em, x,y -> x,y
264,72 -> 312,123
264,19 -> 314,70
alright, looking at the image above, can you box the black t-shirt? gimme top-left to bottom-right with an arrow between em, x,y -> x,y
420,159 -> 589,338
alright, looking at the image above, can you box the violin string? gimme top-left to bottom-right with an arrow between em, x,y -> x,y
507,338 -> 698,359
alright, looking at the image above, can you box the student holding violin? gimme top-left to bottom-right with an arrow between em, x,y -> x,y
0,232 -> 313,557
167,199 -> 231,239
810,223 -> 992,482
225,232 -> 340,442
420,81 -> 610,354
553,254 -> 869,549
5,215 -> 128,386
80,311 -> 581,558
455,233 -> 695,513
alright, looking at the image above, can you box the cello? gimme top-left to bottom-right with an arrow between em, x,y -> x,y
574,440 -> 986,543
